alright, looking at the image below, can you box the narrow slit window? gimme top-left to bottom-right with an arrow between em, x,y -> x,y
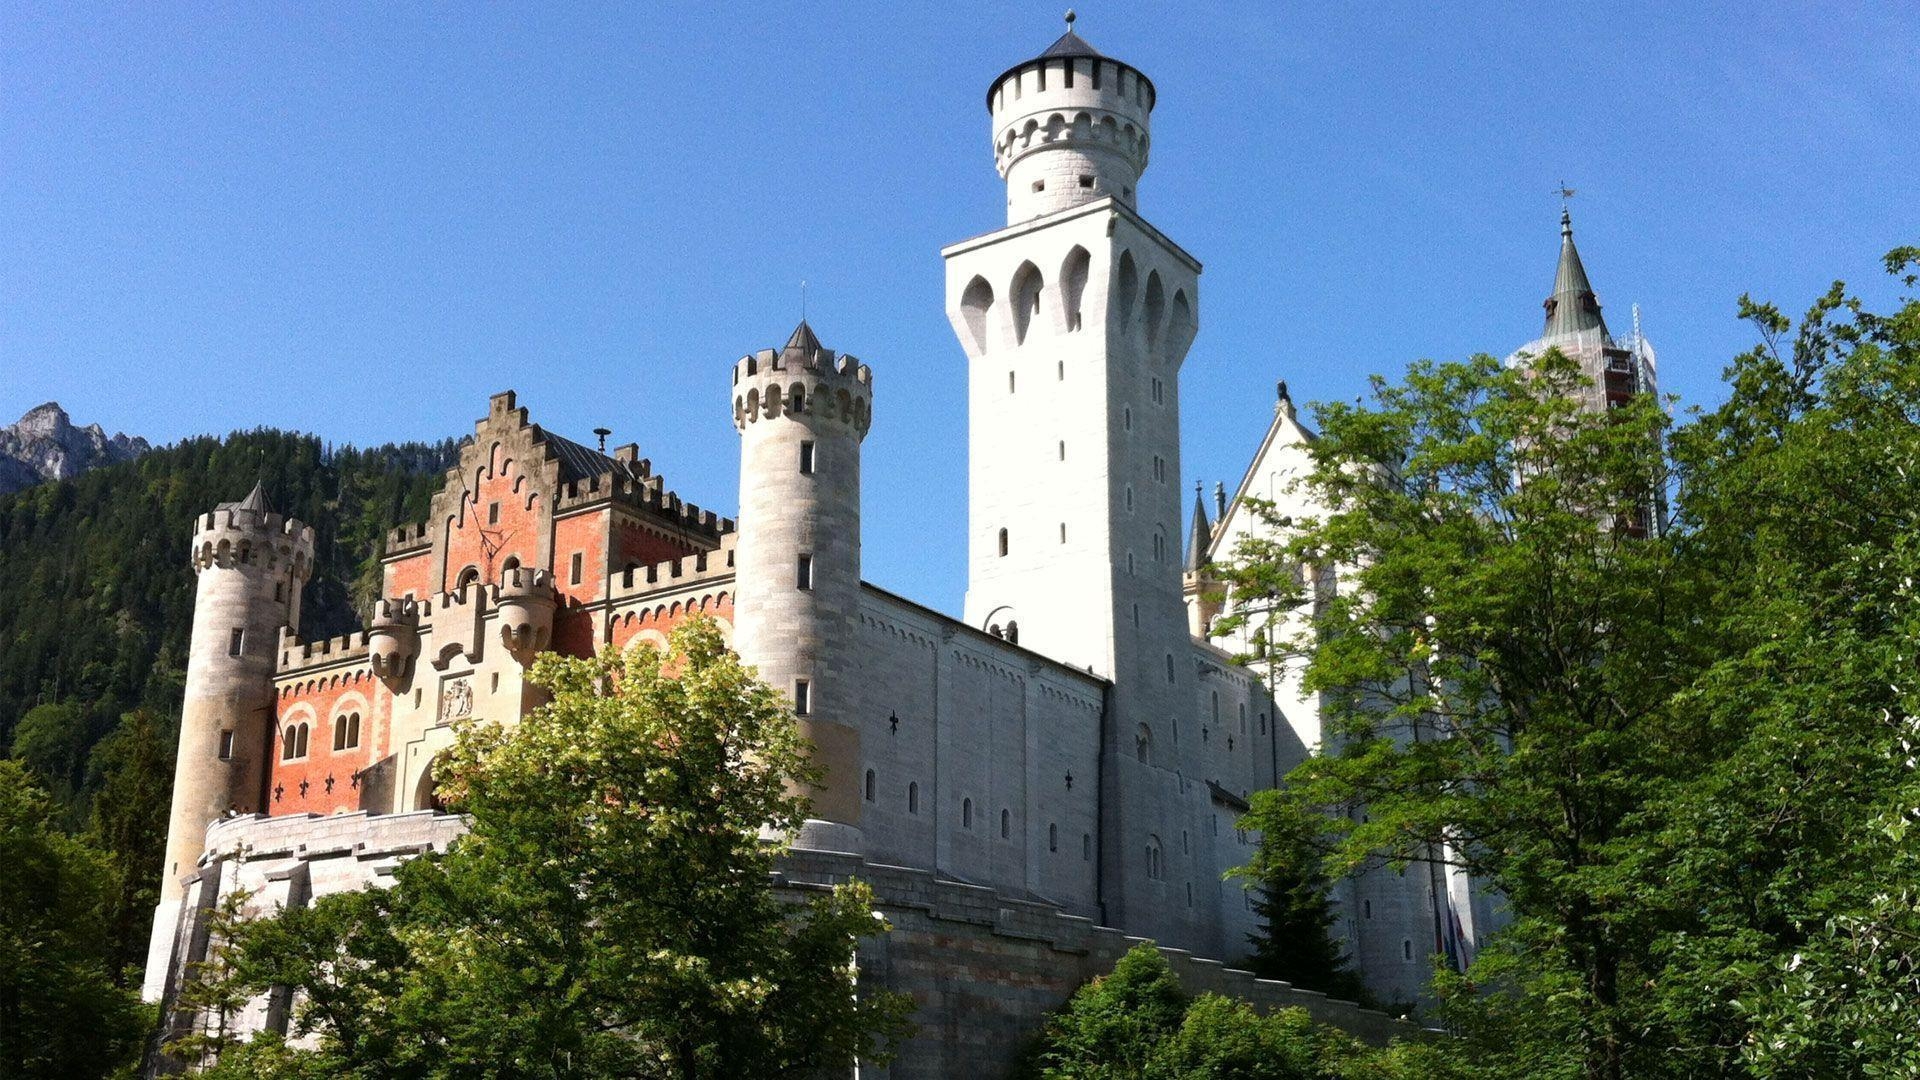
799,440 -> 815,474
963,798 -> 973,828
218,731 -> 234,760
864,769 -> 876,803
1059,523 -> 1067,544
228,628 -> 244,657
488,501 -> 500,525
1008,371 -> 1016,393
998,528 -> 1009,557
793,679 -> 810,716
1001,808 -> 1011,838
569,552 -> 583,585
796,554 -> 813,590
1049,823 -> 1058,851
908,781 -> 919,814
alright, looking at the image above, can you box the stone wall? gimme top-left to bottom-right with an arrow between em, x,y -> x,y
780,848 -> 1418,1078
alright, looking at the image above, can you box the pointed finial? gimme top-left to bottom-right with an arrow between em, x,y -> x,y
592,427 -> 612,453
1277,379 -> 1290,403
1065,8 -> 1076,30
800,279 -> 808,321
1214,480 -> 1227,522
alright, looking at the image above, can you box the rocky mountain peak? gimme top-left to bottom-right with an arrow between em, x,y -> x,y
0,402 -> 151,496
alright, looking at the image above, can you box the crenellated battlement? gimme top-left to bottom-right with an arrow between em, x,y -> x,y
731,325 -> 874,439
610,530 -> 738,601
383,521 -> 432,557
277,627 -> 373,673
553,469 -> 735,537
192,509 -> 317,577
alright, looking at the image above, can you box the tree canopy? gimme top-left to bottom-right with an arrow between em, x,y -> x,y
190,617 -> 913,1078
1221,249 -> 1920,1079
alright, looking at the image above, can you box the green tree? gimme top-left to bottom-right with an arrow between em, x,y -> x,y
1219,346 -> 1683,1080
0,760 -> 147,1078
1643,249 -> 1920,1076
203,617 -> 912,1078
9,701 -> 87,808
1029,943 -> 1191,1079
1235,798 -> 1371,1007
164,885 -> 258,1070
87,707 -> 176,979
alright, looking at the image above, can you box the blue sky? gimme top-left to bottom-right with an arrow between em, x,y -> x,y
3,2 -> 1914,613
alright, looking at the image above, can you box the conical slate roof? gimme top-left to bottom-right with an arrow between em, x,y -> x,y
783,320 -> 824,358
220,480 -> 272,514
1184,484 -> 1211,574
1543,209 -> 1609,339
1039,29 -> 1104,59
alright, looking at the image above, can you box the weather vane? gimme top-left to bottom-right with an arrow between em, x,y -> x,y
800,279 -> 808,321
1558,181 -> 1576,208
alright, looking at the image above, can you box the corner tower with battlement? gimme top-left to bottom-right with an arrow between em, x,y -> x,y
145,484 -> 314,999
945,18 -> 1205,947
732,322 -> 873,852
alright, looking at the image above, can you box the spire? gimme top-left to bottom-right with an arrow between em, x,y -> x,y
224,479 -> 271,514
1543,208 -> 1609,339
783,320 -> 824,359
1184,483 -> 1211,574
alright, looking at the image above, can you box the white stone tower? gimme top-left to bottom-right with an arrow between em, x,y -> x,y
944,19 -> 1204,945
145,483 -> 314,998
731,323 -> 874,852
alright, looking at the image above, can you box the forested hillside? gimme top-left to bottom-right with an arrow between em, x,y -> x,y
0,429 -> 460,821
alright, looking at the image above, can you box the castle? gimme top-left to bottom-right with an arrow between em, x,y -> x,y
143,21 -> 1654,1075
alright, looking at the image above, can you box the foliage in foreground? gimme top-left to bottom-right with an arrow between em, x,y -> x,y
1222,248 -> 1920,1079
1020,942 -> 1461,1080
174,618 -> 912,1078
0,760 -> 148,1079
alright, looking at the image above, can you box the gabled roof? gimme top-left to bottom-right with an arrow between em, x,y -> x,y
1209,387 -> 1318,564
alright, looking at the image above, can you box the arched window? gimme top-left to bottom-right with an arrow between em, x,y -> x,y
960,276 -> 995,353
1135,723 -> 1152,764
963,798 -> 974,829
499,556 -> 521,578
282,724 -> 298,761
1144,271 -> 1166,350
1146,835 -> 1164,880
1116,250 -> 1138,326
333,712 -> 361,751
864,769 -> 876,803
1060,246 -> 1090,332
1001,808 -> 1011,839
455,565 -> 480,594
1010,261 -> 1043,345
908,782 -> 919,814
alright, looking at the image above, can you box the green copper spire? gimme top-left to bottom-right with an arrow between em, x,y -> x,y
1543,208 -> 1609,340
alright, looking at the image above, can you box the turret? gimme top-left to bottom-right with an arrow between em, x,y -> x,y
494,565 -> 557,660
146,483 -> 314,999
731,322 -> 873,853
1183,483 -> 1220,637
989,11 -> 1155,224
367,597 -> 420,684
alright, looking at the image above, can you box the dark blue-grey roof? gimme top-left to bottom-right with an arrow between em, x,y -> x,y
540,430 -> 636,485
987,24 -> 1154,110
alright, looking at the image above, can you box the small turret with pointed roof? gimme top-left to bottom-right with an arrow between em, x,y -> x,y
986,11 -> 1156,223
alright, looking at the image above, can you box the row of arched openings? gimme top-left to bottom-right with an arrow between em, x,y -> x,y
959,249 -> 1192,357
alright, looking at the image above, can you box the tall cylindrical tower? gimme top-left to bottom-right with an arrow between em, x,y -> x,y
145,484 -> 312,997
731,322 -> 873,852
989,13 -> 1155,224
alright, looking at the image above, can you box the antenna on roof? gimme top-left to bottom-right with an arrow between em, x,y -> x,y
593,427 -> 612,453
